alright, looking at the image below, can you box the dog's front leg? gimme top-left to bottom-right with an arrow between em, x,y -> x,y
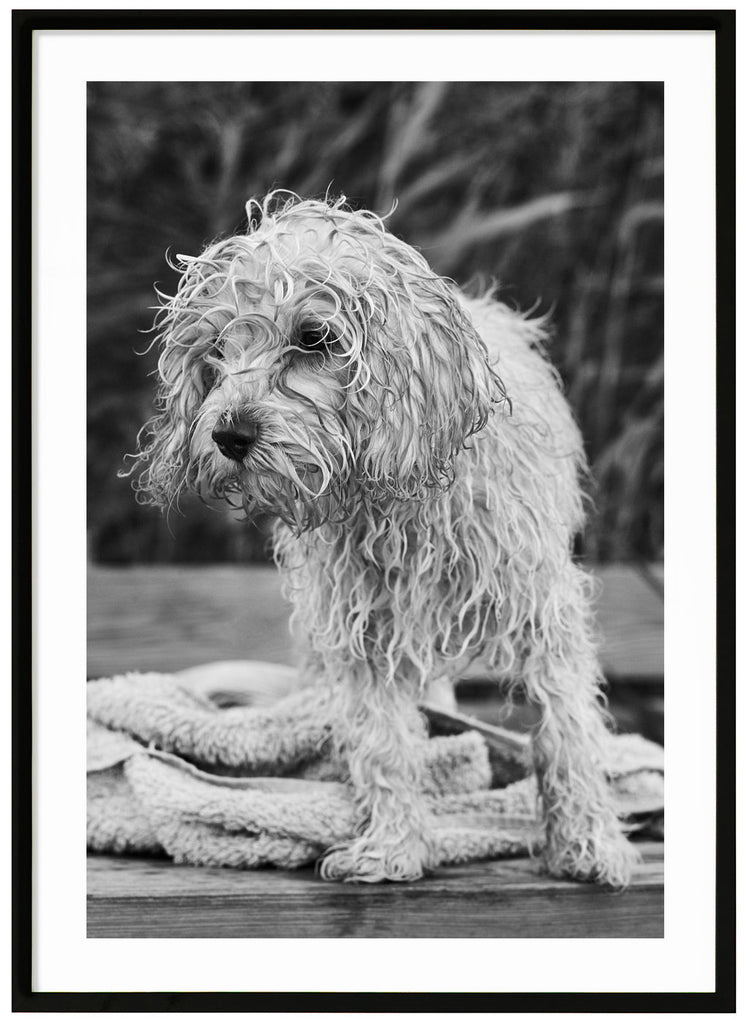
319,663 -> 433,883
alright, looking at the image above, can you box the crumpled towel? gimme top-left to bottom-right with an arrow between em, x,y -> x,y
87,664 -> 664,871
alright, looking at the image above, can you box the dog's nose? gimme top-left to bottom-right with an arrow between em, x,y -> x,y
211,418 -> 259,462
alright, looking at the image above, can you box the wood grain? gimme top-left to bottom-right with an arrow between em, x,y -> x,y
594,565 -> 664,681
87,565 -> 295,677
87,842 -> 663,939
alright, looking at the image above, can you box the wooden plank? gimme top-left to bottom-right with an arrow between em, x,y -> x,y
87,565 -> 295,678
594,565 -> 664,682
87,564 -> 663,683
87,842 -> 663,939
641,562 -> 665,596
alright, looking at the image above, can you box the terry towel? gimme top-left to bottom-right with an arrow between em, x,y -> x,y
87,663 -> 664,872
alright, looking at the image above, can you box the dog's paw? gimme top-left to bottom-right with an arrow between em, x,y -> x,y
319,836 -> 429,883
543,823 -> 641,889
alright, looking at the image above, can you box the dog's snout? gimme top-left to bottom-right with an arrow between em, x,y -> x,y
212,417 -> 259,462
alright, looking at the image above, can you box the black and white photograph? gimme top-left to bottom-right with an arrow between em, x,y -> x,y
16,11 -> 733,1011
85,78 -> 665,935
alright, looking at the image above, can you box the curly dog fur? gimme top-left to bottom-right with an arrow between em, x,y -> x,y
128,192 -> 637,886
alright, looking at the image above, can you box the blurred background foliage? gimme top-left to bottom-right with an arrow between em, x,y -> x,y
88,81 -> 663,565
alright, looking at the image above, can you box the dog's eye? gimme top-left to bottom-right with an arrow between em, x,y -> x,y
202,363 -> 220,391
296,325 -> 337,352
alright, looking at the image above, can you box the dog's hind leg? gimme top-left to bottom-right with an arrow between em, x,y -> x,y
319,664 -> 433,883
522,563 -> 639,889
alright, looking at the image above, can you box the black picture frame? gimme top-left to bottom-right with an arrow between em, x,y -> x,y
13,7 -> 735,1012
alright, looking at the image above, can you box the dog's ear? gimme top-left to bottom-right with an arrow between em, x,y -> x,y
124,333 -> 207,509
349,258 -> 507,502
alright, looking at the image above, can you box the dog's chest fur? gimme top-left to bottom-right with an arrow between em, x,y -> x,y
273,293 -> 586,687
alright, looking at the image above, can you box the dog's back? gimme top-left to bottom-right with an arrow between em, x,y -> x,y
459,292 -> 587,543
